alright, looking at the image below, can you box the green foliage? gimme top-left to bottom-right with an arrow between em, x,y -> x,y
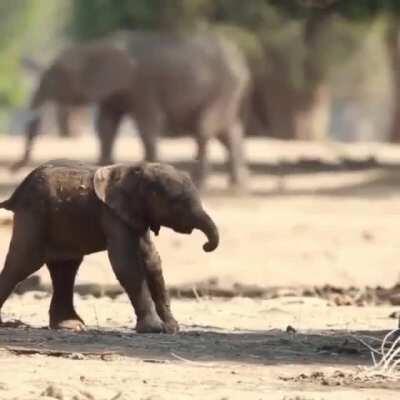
0,1 -> 35,107
0,0 -> 67,108
3,0 -> 396,108
70,0 -> 214,39
268,0 -> 400,20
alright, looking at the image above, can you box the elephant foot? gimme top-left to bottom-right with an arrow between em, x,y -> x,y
192,177 -> 208,194
136,313 -> 165,334
97,157 -> 113,166
50,318 -> 86,331
50,312 -> 86,331
10,159 -> 28,173
163,318 -> 179,334
226,182 -> 249,196
228,168 -> 250,193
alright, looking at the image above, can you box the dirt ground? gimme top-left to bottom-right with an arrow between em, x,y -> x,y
1,134 -> 400,399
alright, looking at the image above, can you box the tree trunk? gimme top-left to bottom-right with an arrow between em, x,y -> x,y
386,18 -> 400,143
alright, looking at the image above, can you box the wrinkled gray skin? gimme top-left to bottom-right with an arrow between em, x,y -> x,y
13,33 -> 250,189
0,160 -> 219,333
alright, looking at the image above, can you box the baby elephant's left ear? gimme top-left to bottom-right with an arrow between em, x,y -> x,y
94,165 -> 145,232
93,165 -> 114,202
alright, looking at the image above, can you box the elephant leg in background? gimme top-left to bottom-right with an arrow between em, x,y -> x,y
104,212 -> 164,333
134,108 -> 164,162
96,103 -> 124,165
217,120 -> 249,189
10,116 -> 41,171
0,212 -> 44,324
55,105 -> 72,138
47,258 -> 85,330
194,100 -> 228,189
193,135 -> 210,189
139,233 -> 179,334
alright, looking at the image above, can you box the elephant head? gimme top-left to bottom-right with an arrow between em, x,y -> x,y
93,163 -> 219,252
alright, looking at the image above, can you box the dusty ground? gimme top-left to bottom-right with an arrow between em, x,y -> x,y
1,134 -> 400,399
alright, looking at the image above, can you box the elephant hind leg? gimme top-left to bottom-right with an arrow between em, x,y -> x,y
47,258 -> 84,330
217,120 -> 249,189
193,103 -> 225,189
0,212 -> 45,324
10,116 -> 41,172
192,135 -> 210,190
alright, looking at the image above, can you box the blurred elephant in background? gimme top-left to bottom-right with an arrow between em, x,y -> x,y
14,33 -> 250,189
20,56 -> 87,139
12,42 -> 135,171
96,32 -> 250,189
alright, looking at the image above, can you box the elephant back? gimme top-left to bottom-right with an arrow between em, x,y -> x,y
56,43 -> 135,102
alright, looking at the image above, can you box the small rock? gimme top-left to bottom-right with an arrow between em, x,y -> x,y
286,325 -> 297,334
41,384 -> 63,399
389,294 -> 400,306
68,353 -> 85,360
361,230 -> 374,241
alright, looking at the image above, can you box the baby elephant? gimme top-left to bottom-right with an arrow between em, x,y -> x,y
0,160 -> 219,333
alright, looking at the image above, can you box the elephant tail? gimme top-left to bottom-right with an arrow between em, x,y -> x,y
0,198 -> 13,211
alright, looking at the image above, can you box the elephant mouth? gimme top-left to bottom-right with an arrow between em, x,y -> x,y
150,223 -> 161,236
174,226 -> 193,234
167,222 -> 193,234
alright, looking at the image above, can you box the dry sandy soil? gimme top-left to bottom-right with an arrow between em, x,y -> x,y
0,134 -> 400,399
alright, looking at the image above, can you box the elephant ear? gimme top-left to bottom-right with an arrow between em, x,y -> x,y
94,165 -> 145,232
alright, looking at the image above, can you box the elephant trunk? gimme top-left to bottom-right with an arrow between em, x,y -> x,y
194,210 -> 219,252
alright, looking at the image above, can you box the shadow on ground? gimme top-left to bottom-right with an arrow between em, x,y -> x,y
0,325 -> 389,367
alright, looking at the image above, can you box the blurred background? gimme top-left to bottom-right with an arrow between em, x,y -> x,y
2,0 -> 400,142
2,0 -> 400,291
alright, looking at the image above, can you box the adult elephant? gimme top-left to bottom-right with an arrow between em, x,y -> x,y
14,33 -> 250,189
98,32 -> 250,189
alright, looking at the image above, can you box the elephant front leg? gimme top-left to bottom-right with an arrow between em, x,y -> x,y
105,216 -> 164,333
96,103 -> 123,165
135,111 -> 162,163
140,233 -> 179,334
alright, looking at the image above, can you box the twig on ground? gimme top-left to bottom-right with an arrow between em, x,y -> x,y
170,351 -> 215,367
192,285 -> 201,302
4,345 -> 117,359
109,392 -> 122,400
170,351 -> 197,363
92,304 -> 100,329
353,329 -> 400,375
